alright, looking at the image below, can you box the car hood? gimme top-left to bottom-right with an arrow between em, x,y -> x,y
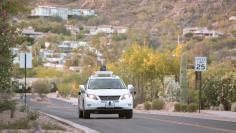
86,89 -> 129,96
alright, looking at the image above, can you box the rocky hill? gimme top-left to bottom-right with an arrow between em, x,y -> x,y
34,0 -> 236,34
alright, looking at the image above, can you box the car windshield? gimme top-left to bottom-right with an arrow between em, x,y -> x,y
88,79 -> 126,89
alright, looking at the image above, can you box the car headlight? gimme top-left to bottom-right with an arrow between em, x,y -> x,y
87,94 -> 98,100
121,94 -> 131,100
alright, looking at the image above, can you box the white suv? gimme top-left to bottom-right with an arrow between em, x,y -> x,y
78,71 -> 135,119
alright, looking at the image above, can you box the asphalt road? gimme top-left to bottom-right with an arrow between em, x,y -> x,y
24,96 -> 236,133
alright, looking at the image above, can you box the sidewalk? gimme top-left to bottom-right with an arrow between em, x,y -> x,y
135,110 -> 236,122
47,93 -> 78,105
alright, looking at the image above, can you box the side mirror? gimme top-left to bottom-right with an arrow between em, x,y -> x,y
127,84 -> 134,92
79,85 -> 85,93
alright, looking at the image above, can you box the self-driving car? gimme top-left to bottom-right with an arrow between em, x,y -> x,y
78,71 -> 135,119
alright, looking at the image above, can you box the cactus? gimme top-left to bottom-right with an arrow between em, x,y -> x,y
180,53 -> 189,104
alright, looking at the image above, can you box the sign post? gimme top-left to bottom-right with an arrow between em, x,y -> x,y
20,52 -> 32,107
195,57 -> 207,113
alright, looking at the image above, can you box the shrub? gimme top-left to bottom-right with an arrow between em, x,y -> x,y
27,111 -> 39,121
42,122 -> 65,131
181,104 -> 188,112
187,103 -> 198,112
58,83 -> 71,98
0,118 -> 30,129
71,82 -> 80,97
0,100 -> 16,118
152,99 -> 165,110
144,101 -> 152,110
174,103 -> 181,112
231,102 -> 236,112
20,105 -> 26,112
32,80 -> 50,98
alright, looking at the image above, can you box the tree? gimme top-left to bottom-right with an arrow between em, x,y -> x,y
0,0 -> 28,98
202,62 -> 236,110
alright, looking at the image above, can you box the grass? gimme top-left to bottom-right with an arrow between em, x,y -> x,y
0,119 -> 31,129
42,122 -> 66,131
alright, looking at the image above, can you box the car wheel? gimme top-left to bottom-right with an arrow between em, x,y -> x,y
83,111 -> 90,119
125,110 -> 133,119
119,113 -> 125,119
79,110 -> 83,118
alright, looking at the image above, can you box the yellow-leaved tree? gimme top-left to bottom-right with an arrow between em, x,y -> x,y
71,81 -> 80,97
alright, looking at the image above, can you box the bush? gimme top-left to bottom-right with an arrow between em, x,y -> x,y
187,103 -> 198,112
42,122 -> 65,131
0,100 -> 16,118
32,80 -> 51,98
144,101 -> 152,110
20,105 -> 26,112
174,103 -> 181,112
181,104 -> 188,112
231,102 -> 236,112
0,118 -> 30,129
27,111 -> 39,121
71,82 -> 80,97
152,99 -> 165,110
58,83 -> 71,98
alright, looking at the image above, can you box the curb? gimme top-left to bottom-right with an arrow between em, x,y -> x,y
134,110 -> 236,123
39,111 -> 100,133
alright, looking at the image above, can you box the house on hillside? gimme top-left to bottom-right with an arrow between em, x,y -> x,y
183,27 -> 224,38
113,26 -> 128,34
96,25 -> 114,34
58,41 -> 89,53
22,27 -> 44,39
65,25 -> 80,35
31,5 -> 96,20
84,25 -> 128,35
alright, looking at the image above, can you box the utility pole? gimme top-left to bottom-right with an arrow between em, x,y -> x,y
24,53 -> 27,107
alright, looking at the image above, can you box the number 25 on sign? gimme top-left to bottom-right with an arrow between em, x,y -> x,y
195,57 -> 207,72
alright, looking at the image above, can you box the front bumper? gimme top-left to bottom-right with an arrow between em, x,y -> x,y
84,98 -> 133,112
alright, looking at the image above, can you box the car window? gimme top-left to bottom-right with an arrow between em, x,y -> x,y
88,79 -> 126,89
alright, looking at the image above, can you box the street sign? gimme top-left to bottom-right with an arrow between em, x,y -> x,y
20,53 -> 32,68
195,57 -> 207,72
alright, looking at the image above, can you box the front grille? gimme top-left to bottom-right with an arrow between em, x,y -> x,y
99,96 -> 120,101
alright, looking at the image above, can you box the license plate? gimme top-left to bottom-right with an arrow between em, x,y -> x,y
105,101 -> 114,108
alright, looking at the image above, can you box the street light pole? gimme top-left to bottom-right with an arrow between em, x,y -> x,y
24,53 -> 27,107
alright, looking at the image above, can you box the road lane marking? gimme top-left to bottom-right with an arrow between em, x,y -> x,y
136,116 -> 236,133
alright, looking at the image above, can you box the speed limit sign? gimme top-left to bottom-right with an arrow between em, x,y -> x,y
195,57 -> 207,71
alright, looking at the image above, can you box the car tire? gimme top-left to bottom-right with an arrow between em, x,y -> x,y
79,110 -> 83,118
125,110 -> 133,119
119,113 -> 125,119
83,111 -> 90,119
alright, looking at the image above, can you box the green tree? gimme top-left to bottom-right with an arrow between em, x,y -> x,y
0,0 -> 28,98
